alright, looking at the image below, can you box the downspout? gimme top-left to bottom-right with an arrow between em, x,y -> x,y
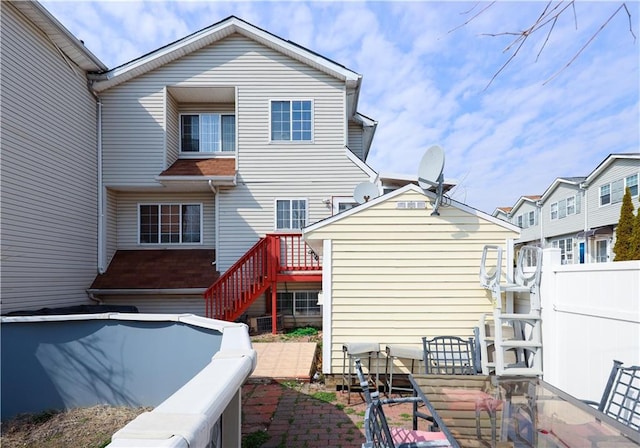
581,183 -> 589,263
87,79 -> 106,274
208,180 -> 218,267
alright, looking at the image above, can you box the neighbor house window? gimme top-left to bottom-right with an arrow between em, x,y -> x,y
276,199 -> 307,230
271,100 -> 312,141
611,179 -> 624,204
600,184 -> 611,206
552,238 -> 573,264
626,174 -> 638,197
276,291 -> 320,316
550,203 -> 558,220
596,240 -> 608,263
566,196 -> 575,215
181,114 -> 235,152
139,204 -> 201,244
516,215 -> 524,228
528,210 -> 536,227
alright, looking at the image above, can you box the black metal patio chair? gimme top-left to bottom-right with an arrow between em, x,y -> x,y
422,336 -> 477,375
584,359 -> 640,431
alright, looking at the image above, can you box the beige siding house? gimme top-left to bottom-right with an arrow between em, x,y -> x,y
303,184 -> 520,374
1,2 -> 107,313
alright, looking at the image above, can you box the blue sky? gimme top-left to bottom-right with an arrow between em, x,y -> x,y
42,1 -> 639,213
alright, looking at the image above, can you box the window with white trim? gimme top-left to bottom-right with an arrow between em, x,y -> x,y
139,204 -> 202,244
552,238 -> 573,264
270,100 -> 312,141
600,184 -> 611,206
626,174 -> 638,197
566,196 -> 575,215
181,113 -> 235,152
611,179 -> 624,204
596,239 -> 608,263
276,199 -> 307,230
332,198 -> 358,215
550,202 -> 558,220
276,291 -> 320,316
516,215 -> 523,228
528,210 -> 536,227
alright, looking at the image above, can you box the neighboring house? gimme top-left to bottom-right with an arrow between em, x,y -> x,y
1,1 -> 107,313
303,184 -> 520,375
494,154 -> 640,264
82,16 -> 379,328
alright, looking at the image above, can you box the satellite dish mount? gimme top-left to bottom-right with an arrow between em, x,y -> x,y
353,181 -> 380,205
417,145 -> 446,216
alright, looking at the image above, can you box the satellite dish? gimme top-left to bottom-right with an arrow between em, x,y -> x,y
418,145 -> 445,189
354,181 -> 379,204
417,145 -> 446,216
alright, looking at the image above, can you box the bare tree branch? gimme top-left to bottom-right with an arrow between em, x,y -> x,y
543,3 -> 636,85
453,1 -> 636,88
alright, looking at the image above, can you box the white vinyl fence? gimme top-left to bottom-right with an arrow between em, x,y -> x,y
540,248 -> 640,403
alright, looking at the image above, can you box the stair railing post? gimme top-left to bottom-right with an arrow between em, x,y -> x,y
269,235 -> 280,334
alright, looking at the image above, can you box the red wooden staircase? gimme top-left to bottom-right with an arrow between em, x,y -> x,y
204,233 -> 321,323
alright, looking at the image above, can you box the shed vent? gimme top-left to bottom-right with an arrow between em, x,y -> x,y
396,201 -> 426,209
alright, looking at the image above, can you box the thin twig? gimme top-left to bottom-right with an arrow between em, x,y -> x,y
543,3 -> 631,85
536,16 -> 557,62
448,2 -> 496,34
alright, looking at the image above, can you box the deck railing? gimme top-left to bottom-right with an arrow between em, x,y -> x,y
204,234 -> 321,321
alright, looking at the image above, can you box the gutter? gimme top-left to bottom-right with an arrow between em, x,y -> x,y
97,97 -> 106,274
208,180 -> 219,268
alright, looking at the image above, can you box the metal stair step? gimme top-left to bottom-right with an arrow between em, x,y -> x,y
497,313 -> 541,320
499,340 -> 542,349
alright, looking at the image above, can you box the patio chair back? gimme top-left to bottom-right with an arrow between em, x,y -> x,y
422,336 -> 476,375
598,360 -> 640,431
355,358 -> 377,404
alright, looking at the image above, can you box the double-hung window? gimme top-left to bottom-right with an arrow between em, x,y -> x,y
276,199 -> 307,230
550,203 -> 558,220
552,238 -> 573,264
626,174 -> 638,197
271,100 -> 312,141
528,210 -> 536,227
566,196 -> 575,215
600,184 -> 611,206
181,114 -> 235,152
139,204 -> 202,244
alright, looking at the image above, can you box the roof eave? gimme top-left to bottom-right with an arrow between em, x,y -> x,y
155,175 -> 237,186
12,0 -> 107,72
93,16 -> 360,93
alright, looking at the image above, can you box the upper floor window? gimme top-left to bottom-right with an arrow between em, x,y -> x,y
550,203 -> 558,220
528,210 -> 536,227
551,195 -> 578,219
276,199 -> 307,230
516,215 -> 523,228
626,174 -> 638,197
566,196 -> 575,215
181,114 -> 235,152
600,184 -> 611,206
139,204 -> 201,244
271,100 -> 312,142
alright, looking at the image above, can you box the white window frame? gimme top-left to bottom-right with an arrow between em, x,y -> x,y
332,197 -> 358,215
599,184 -> 611,206
566,196 -> 576,215
269,99 -> 314,143
552,237 -> 573,265
516,215 -> 524,228
276,291 -> 321,317
179,113 -> 236,153
595,239 -> 609,263
138,203 -> 203,245
528,210 -> 536,227
550,202 -> 558,220
625,173 -> 639,197
274,198 -> 308,231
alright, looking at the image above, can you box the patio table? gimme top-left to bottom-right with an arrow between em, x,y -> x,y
409,374 -> 640,448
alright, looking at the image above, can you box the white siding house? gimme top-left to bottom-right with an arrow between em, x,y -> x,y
87,16 -> 379,321
304,185 -> 520,374
495,154 -> 639,264
1,1 -> 107,313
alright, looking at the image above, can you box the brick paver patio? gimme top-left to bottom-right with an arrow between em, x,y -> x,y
242,380 -> 427,448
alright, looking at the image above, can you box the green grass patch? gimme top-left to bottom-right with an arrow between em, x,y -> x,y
311,391 -> 336,403
283,327 -> 319,339
335,403 -> 345,410
242,430 -> 270,448
344,407 -> 355,415
400,413 -> 412,420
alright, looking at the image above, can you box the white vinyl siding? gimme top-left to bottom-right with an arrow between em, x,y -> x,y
509,200 -> 539,244
114,192 -> 215,249
304,189 -> 520,374
541,184 -> 584,239
101,295 -> 206,315
1,4 -> 98,313
106,189 -> 118,265
165,89 -> 179,167
348,121 -> 365,160
588,159 -> 640,228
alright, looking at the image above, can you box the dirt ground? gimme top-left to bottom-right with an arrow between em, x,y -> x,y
1,329 -> 319,448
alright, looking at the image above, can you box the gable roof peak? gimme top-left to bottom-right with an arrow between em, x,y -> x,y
92,15 -> 361,92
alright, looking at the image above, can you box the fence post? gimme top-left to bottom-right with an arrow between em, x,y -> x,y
540,247 -> 561,384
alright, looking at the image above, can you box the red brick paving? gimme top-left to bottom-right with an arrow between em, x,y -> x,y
242,380 -> 431,448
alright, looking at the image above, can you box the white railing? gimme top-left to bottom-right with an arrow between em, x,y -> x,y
540,249 -> 640,403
